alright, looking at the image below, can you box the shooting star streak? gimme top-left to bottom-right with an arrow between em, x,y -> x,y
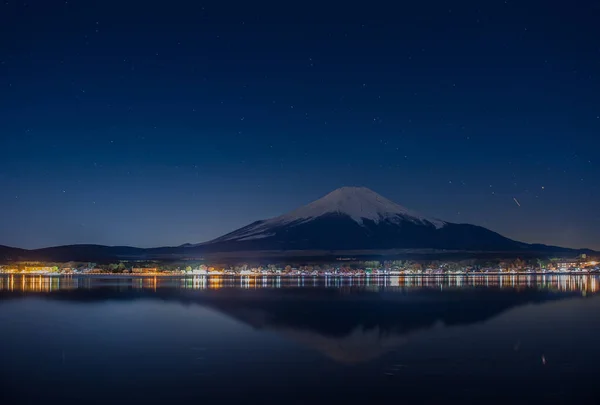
513,197 -> 521,207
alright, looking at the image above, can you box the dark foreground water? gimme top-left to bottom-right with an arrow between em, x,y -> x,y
1,275 -> 599,405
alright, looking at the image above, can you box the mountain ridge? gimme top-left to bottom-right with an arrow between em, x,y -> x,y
1,187 -> 597,262
209,186 -> 445,245
201,187 -> 529,252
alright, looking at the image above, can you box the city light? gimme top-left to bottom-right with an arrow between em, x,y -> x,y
0,273 -> 599,294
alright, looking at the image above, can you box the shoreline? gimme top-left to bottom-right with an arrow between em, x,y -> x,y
1,272 -> 597,278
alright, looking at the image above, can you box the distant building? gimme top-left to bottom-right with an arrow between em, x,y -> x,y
0,266 -> 18,273
132,268 -> 158,274
555,261 -> 578,271
23,266 -> 54,273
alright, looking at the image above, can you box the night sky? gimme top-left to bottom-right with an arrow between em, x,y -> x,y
1,0 -> 599,250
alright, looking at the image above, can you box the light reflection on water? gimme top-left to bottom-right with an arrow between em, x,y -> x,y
0,274 -> 598,293
2,274 -> 600,404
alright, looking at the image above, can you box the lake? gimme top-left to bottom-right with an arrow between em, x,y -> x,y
1,274 -> 599,404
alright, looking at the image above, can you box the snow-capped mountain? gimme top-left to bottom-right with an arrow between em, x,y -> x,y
4,187 -> 593,261
212,187 -> 445,243
204,186 -> 529,252
272,186 -> 446,228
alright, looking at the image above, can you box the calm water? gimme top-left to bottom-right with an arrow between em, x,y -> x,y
1,275 -> 599,404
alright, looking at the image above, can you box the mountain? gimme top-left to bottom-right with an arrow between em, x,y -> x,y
0,244 -> 148,263
26,244 -> 148,262
0,245 -> 26,261
202,186 -> 531,252
0,187 -> 595,262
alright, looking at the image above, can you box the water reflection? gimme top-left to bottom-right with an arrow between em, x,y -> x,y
0,274 -> 598,294
1,274 -> 598,364
196,287 -> 593,363
2,275 -> 600,404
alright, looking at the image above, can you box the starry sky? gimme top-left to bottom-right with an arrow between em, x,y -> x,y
1,0 -> 599,250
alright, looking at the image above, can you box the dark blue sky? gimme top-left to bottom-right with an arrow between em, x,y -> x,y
1,0 -> 599,250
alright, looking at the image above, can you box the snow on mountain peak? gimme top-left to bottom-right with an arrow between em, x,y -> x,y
276,186 -> 445,228
212,187 -> 446,242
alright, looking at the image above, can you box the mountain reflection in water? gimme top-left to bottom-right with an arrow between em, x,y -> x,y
1,274 -> 597,364
3,275 -> 600,404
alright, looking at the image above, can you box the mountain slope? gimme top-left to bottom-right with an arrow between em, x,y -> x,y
0,245 -> 26,261
203,187 -> 529,252
211,187 -> 445,243
0,187 -> 594,262
26,244 -> 148,262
